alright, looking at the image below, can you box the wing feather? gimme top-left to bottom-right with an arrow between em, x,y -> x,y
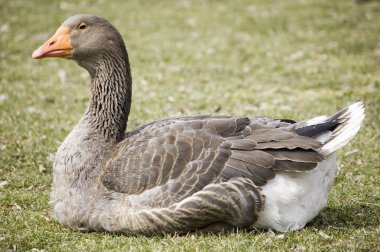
101,116 -> 326,210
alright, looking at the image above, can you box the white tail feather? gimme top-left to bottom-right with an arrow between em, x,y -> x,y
318,102 -> 365,155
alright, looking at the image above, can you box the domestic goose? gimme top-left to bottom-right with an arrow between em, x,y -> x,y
32,14 -> 365,235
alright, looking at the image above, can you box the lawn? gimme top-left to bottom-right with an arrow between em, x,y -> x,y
0,0 -> 379,251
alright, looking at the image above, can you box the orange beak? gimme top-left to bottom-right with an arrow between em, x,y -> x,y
32,26 -> 72,59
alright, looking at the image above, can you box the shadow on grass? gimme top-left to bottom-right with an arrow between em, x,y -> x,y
309,204 -> 380,229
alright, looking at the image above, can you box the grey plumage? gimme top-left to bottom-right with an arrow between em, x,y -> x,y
32,14 -> 364,235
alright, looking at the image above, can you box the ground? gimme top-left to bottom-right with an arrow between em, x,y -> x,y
0,0 -> 379,251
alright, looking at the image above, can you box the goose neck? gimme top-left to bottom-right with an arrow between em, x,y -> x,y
85,52 -> 132,141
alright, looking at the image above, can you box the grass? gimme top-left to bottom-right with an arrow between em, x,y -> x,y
0,0 -> 379,251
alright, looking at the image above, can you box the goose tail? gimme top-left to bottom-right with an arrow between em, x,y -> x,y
293,102 -> 365,156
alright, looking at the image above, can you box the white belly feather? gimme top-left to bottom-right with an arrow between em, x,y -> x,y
256,153 -> 337,232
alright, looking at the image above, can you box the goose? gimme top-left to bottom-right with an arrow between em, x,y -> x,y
32,14 -> 365,235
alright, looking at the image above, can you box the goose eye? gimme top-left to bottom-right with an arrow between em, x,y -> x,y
78,23 -> 87,30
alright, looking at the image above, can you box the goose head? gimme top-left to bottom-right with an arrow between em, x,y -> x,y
32,15 -> 132,140
32,14 -> 127,73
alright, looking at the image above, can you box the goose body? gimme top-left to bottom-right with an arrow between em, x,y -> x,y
32,15 -> 365,235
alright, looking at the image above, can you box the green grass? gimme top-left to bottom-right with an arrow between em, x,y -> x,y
1,0 -> 379,251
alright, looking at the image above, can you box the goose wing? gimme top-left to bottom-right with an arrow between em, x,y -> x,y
100,116 -> 323,209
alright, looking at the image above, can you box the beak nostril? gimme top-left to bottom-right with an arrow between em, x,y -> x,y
49,40 -> 56,46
